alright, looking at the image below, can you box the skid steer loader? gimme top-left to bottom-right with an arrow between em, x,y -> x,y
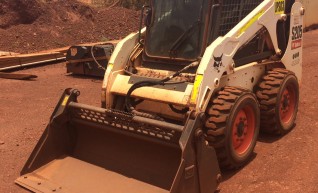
16,0 -> 304,192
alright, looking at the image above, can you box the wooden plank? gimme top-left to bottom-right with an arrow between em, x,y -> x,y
38,47 -> 70,55
36,40 -> 120,55
0,52 -> 65,70
0,72 -> 37,80
0,51 -> 19,56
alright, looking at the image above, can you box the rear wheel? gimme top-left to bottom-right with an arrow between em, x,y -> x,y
256,68 -> 299,134
205,87 -> 260,169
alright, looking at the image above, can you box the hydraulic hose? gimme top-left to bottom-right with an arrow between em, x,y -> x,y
125,61 -> 199,119
90,43 -> 114,70
91,45 -> 106,70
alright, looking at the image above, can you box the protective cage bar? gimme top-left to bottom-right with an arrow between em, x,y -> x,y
217,0 -> 263,36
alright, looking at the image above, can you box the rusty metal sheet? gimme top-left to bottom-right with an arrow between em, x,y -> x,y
0,72 -> 37,80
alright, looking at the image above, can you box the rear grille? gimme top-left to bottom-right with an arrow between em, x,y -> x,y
218,0 -> 263,36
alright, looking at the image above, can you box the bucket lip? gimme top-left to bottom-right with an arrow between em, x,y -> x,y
16,154 -> 178,193
15,174 -> 62,193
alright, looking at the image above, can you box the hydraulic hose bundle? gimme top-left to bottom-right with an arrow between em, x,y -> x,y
125,61 -> 199,119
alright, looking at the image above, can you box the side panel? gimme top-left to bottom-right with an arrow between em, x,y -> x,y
219,62 -> 266,90
194,0 -> 278,112
281,2 -> 304,83
101,29 -> 145,108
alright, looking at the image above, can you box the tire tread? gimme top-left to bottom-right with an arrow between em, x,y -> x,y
255,68 -> 298,134
205,86 -> 255,169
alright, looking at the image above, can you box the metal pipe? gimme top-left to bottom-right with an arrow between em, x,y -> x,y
69,102 -> 119,114
132,116 -> 184,132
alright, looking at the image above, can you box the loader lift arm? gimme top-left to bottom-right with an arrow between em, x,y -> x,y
195,0 -> 304,112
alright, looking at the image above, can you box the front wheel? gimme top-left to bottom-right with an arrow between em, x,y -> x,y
205,87 -> 260,169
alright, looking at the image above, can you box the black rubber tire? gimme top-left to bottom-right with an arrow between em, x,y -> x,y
204,87 -> 260,170
255,68 -> 299,135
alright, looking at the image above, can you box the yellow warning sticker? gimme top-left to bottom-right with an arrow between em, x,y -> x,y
237,10 -> 264,37
108,63 -> 114,69
275,0 -> 285,14
190,74 -> 203,104
61,96 -> 69,106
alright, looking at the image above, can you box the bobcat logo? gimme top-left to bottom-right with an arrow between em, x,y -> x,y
213,54 -> 223,72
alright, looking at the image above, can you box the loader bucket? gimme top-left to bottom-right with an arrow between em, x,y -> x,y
16,89 -> 221,193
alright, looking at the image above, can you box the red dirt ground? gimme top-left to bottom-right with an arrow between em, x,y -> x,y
0,0 -> 140,54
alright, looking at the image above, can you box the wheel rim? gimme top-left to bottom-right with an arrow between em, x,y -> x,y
232,105 -> 255,155
279,85 -> 296,124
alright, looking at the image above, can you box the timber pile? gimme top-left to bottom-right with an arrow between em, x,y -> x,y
0,41 -> 115,71
0,51 -> 18,57
0,48 -> 68,71
0,72 -> 37,80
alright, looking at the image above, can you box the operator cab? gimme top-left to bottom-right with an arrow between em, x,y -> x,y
144,0 -> 210,61
140,0 -> 268,67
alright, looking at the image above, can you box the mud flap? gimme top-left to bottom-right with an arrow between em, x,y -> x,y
15,89 -> 221,193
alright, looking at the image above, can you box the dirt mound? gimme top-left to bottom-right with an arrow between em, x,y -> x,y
0,0 -> 44,29
37,0 -> 95,24
0,0 -> 140,53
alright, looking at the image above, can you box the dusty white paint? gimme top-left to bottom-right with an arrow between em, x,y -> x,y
297,0 -> 318,28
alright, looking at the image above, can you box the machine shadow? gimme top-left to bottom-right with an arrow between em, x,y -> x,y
257,123 -> 297,143
66,73 -> 103,81
218,152 -> 257,183
218,123 -> 297,183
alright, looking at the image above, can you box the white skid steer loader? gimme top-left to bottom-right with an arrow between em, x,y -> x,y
16,0 -> 304,192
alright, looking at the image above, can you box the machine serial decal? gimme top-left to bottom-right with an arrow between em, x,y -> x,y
275,0 -> 285,14
213,54 -> 224,73
291,52 -> 300,66
291,40 -> 302,50
291,25 -> 303,50
293,52 -> 300,60
237,10 -> 264,37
